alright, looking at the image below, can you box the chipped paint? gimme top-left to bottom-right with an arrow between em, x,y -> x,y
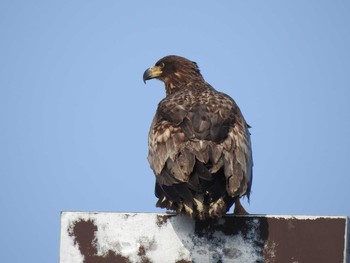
60,212 -> 349,263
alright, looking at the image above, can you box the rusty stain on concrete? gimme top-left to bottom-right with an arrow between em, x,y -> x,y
264,217 -> 346,263
68,219 -> 131,263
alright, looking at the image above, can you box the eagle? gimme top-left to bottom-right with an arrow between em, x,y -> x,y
143,55 -> 252,220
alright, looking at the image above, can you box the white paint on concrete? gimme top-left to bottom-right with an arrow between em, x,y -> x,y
60,212 -> 268,263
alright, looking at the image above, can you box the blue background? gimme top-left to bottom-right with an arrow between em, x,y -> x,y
1,1 -> 349,262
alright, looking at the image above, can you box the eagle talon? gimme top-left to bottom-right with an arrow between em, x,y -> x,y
233,199 -> 249,215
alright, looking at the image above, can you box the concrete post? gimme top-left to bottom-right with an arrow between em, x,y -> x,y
60,212 -> 349,263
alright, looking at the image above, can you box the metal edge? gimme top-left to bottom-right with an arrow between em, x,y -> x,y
58,211 -> 64,263
345,216 -> 349,263
59,211 -> 348,220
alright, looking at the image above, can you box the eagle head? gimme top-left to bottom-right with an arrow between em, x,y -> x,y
143,56 -> 204,93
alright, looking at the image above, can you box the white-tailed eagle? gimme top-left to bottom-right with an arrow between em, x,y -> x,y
143,55 -> 253,219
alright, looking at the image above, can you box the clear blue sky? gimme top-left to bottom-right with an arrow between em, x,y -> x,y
1,1 -> 349,262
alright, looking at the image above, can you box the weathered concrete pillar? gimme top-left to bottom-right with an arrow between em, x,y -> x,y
60,212 -> 349,263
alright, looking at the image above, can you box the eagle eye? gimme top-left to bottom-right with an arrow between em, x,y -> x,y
157,62 -> 165,69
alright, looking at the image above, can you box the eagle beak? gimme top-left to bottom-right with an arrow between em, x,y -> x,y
143,66 -> 163,84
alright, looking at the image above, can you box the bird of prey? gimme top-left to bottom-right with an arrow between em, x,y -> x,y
143,55 -> 252,220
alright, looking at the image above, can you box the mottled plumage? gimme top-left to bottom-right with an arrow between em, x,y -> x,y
143,55 -> 252,219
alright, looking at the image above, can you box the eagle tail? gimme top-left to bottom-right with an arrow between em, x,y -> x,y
154,161 -> 238,219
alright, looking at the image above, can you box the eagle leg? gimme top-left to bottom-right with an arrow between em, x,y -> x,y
233,198 -> 249,215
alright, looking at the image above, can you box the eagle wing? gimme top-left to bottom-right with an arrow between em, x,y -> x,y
148,88 -> 252,218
